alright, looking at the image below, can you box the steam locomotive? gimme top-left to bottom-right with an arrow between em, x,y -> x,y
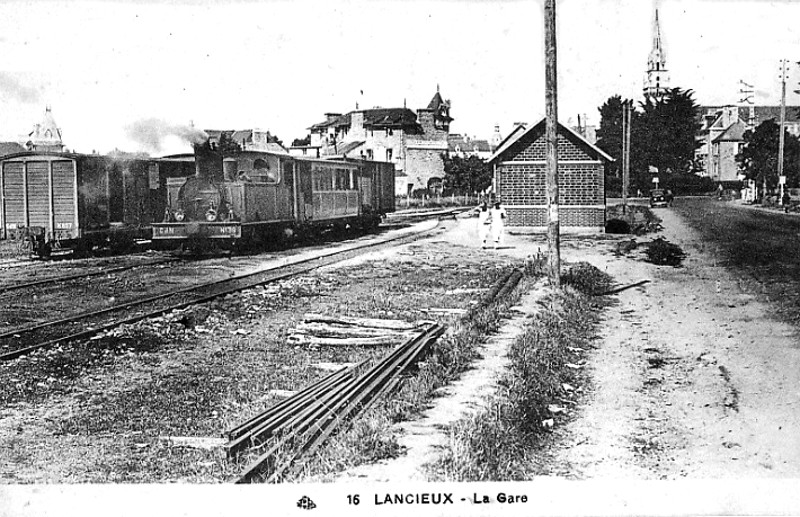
0,145 -> 394,256
151,144 -> 395,250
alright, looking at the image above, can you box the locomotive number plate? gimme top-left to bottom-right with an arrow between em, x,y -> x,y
218,226 -> 238,235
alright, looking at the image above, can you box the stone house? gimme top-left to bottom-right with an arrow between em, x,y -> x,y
204,129 -> 288,154
305,89 -> 452,195
695,105 -> 800,181
488,118 -> 611,232
447,134 -> 494,160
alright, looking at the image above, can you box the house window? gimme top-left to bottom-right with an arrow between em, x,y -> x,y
386,149 -> 393,162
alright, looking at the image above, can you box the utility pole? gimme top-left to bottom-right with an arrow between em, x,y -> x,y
778,59 -> 788,204
621,100 -> 631,214
544,0 -> 560,287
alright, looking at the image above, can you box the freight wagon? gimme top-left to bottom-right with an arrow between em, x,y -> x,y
0,152 -> 193,257
152,146 -> 395,250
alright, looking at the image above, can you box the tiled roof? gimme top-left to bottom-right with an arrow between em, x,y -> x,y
311,108 -> 423,131
321,140 -> 365,157
713,120 -> 747,143
488,119 -> 613,163
427,91 -> 446,110
363,108 -> 419,128
448,136 -> 492,153
230,130 -> 252,143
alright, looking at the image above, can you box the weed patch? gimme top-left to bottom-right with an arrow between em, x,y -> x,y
432,264 -> 612,481
644,238 -> 686,267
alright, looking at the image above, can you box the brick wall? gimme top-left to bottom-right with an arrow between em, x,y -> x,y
508,133 -> 590,161
497,163 -> 604,206
494,124 -> 606,230
506,206 -> 605,228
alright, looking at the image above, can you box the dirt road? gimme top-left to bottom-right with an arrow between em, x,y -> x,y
551,206 -> 800,478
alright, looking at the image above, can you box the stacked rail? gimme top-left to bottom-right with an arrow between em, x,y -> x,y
228,323 -> 446,484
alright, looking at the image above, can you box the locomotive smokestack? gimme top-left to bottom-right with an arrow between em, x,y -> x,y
193,141 -> 224,183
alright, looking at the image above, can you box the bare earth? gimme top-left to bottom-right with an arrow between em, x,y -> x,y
333,207 -> 800,481
551,207 -> 800,479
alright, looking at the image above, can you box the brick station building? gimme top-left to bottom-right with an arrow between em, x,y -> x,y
488,118 -> 611,232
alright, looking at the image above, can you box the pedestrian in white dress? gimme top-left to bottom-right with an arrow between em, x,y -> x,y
489,202 -> 506,248
476,203 -> 490,247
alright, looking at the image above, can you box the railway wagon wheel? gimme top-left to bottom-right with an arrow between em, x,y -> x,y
16,237 -> 35,256
36,241 -> 52,258
72,239 -> 90,258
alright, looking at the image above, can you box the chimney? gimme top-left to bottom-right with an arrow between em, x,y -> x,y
325,113 -> 342,123
193,141 -> 224,183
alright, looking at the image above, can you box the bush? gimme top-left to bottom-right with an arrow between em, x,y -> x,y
605,218 -> 631,234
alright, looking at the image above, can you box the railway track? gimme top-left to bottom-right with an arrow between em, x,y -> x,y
0,257 -> 180,295
0,221 -> 444,361
228,268 -> 524,484
231,323 -> 446,484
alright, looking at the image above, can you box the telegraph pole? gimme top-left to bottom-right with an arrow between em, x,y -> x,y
778,60 -> 788,204
621,100 -> 631,214
544,0 -> 560,287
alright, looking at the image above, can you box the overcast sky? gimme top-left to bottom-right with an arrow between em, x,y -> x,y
1,0 -> 799,155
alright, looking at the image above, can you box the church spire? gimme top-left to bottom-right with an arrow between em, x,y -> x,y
643,8 -> 670,100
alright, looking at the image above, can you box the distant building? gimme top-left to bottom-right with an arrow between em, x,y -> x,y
643,9 -> 670,101
306,88 -> 452,195
488,118 -> 611,232
26,106 -> 64,152
695,105 -> 800,181
204,129 -> 288,154
447,134 -> 494,160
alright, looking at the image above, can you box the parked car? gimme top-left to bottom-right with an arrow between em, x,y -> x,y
650,188 -> 668,208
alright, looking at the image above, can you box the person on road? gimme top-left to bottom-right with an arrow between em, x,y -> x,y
783,190 -> 792,213
489,201 -> 507,249
666,188 -> 674,207
717,183 -> 724,200
476,202 -> 490,248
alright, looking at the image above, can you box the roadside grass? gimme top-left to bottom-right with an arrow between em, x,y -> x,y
430,262 -> 612,481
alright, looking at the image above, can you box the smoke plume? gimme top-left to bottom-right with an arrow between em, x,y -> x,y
0,72 -> 41,103
125,118 -> 208,153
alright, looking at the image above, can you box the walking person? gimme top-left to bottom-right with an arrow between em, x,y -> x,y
476,202 -> 490,248
489,201 -> 507,249
783,190 -> 792,213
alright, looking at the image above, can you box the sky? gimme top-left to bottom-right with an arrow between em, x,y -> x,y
1,0 -> 799,155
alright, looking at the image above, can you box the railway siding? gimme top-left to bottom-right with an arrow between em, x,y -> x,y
0,220 -> 520,482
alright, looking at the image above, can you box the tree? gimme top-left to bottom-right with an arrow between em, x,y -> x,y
596,95 -> 626,177
596,88 -> 701,194
217,132 -> 242,156
737,119 -> 800,189
639,88 -> 702,176
292,135 -> 311,147
442,154 -> 492,195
